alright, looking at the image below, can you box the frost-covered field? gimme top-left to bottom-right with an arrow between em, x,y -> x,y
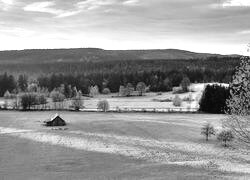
0,83 -> 228,112
83,83 -> 227,110
0,111 -> 249,180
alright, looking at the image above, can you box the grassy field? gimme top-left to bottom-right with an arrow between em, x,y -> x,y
0,111 -> 249,180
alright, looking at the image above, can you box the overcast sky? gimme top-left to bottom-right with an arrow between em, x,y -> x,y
0,0 -> 250,54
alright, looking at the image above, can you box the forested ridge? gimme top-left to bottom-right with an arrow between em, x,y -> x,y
0,48 -> 230,64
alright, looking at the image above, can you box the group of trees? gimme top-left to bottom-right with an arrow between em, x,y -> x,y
199,84 -> 230,114
20,92 -> 47,110
118,82 -> 147,97
0,57 -> 240,97
0,73 -> 16,96
199,56 -> 250,146
201,123 -> 234,147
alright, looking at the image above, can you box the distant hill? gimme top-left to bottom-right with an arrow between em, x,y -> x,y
0,48 -> 238,64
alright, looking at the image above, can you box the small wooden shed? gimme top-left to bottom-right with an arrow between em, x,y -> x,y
45,114 -> 66,126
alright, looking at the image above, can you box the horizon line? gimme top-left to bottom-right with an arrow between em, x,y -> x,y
0,47 -> 243,56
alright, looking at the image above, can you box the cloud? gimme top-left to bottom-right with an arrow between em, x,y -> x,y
23,1 -> 83,18
222,0 -> 250,7
23,1 -> 63,15
1,0 -> 14,10
0,27 -> 34,37
0,0 -> 250,54
77,0 -> 117,10
1,0 -> 13,5
238,30 -> 250,34
56,10 -> 82,18
22,0 -> 143,17
123,0 -> 139,6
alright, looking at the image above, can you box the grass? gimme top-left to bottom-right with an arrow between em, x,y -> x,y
0,111 -> 249,180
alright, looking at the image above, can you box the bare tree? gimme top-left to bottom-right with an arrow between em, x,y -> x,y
50,90 -> 65,110
97,100 -> 109,112
136,82 -> 146,96
72,91 -> 83,111
225,56 -> 250,144
201,123 -> 216,141
217,130 -> 234,147
180,77 -> 191,92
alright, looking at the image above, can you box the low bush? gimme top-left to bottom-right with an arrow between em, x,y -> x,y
173,95 -> 182,107
102,88 -> 111,94
182,94 -> 194,102
97,99 -> 110,112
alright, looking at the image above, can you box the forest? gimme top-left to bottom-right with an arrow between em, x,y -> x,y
0,56 -> 241,96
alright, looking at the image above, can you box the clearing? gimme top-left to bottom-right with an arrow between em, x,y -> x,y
0,111 -> 249,180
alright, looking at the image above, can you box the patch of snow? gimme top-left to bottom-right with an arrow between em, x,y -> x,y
0,127 -> 33,134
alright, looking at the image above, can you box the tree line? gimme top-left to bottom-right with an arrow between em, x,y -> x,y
0,57 -> 240,96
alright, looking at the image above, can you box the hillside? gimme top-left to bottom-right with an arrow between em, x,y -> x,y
0,48 -> 233,64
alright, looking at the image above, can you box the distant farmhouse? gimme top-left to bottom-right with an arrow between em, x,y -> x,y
44,114 -> 66,127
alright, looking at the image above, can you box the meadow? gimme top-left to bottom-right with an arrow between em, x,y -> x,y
0,83 -> 213,112
0,111 -> 249,180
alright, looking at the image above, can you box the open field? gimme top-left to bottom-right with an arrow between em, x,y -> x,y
0,111 -> 249,180
82,83 -> 225,111
0,83 -> 228,112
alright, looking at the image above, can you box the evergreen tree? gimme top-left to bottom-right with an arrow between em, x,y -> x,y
18,74 -> 28,92
199,84 -> 230,114
225,56 -> 250,144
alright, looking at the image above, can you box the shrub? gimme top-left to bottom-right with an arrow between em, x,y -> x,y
182,93 -> 193,103
136,82 -> 146,96
36,94 -> 47,104
89,85 -> 99,97
102,88 -> 111,94
180,77 -> 191,92
217,130 -> 234,147
163,78 -> 172,92
97,99 -> 109,112
20,92 -> 48,110
3,90 -> 11,99
173,95 -> 182,107
50,90 -> 65,109
199,84 -> 230,114
20,93 -> 37,110
157,92 -> 162,95
172,87 -> 185,94
50,90 -> 65,102
201,123 -> 216,141
119,83 -> 134,97
71,91 -> 83,111
3,90 -> 16,99
125,83 -> 134,96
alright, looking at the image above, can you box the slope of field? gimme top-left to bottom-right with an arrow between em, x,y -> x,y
0,48 -> 231,64
0,111 -> 249,180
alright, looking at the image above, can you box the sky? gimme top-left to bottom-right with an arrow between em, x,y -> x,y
0,0 -> 250,55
